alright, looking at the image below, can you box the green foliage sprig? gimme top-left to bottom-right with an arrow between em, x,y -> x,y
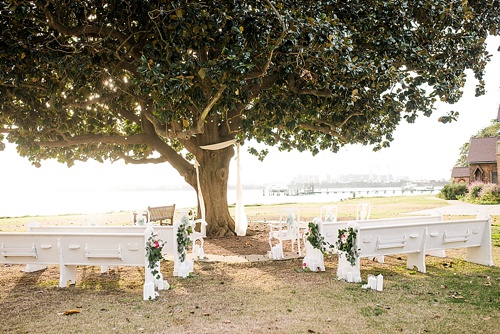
305,221 -> 335,254
336,227 -> 360,267
145,233 -> 165,279
305,221 -> 327,253
177,216 -> 193,262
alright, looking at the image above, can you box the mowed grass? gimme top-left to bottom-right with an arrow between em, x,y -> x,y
0,196 -> 499,334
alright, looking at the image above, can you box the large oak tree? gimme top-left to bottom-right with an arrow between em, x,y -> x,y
1,0 -> 499,236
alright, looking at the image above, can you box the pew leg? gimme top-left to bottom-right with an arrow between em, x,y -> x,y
59,265 -> 77,287
24,264 -> 47,272
466,219 -> 494,267
466,245 -> 494,266
407,252 -> 426,273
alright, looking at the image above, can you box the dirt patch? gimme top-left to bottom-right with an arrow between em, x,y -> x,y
202,222 -> 274,256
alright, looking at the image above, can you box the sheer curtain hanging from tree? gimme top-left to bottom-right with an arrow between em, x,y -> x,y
196,140 -> 248,236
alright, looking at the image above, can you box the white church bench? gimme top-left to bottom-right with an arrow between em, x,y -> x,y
304,213 -> 494,279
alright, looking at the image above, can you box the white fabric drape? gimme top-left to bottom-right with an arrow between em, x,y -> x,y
194,159 -> 206,221
199,139 -> 237,151
234,143 -> 248,236
194,139 -> 247,236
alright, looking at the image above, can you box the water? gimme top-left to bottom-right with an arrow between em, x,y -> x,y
0,186 -> 441,217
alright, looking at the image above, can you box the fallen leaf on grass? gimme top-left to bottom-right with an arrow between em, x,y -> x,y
482,317 -> 491,321
59,309 -> 80,316
223,320 -> 231,324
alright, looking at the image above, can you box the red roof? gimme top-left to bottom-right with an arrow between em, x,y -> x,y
467,137 -> 499,163
451,167 -> 470,178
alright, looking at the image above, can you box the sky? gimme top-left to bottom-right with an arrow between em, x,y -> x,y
1,36 -> 499,191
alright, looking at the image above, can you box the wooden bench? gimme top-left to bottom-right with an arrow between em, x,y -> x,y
25,222 -> 195,277
304,213 -> 494,279
147,205 -> 176,225
0,224 -> 194,299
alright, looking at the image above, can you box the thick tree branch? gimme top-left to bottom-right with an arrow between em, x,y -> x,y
0,82 -> 48,91
144,84 -> 227,140
36,0 -> 142,61
116,153 -> 168,165
298,122 -> 346,142
37,132 -> 147,147
245,0 -> 287,80
287,74 -> 332,97
298,112 -> 362,141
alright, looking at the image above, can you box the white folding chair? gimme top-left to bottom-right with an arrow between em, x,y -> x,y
356,203 -> 371,221
320,205 -> 338,222
180,209 -> 207,259
268,207 -> 302,259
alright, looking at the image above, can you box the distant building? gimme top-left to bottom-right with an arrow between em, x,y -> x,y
451,136 -> 500,184
451,166 -> 470,184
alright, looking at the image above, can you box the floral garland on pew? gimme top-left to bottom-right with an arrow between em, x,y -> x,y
305,221 -> 360,266
305,221 -> 329,254
336,227 -> 360,266
145,233 -> 166,279
177,214 -> 193,263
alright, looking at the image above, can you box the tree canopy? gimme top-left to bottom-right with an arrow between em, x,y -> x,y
1,0 -> 499,235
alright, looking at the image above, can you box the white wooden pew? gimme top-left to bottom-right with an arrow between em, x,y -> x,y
351,214 -> 494,273
319,213 -> 442,254
0,223 -> 195,299
423,213 -> 494,267
25,222 -> 193,278
305,213 -> 494,277
26,224 -> 176,257
321,213 -> 443,247
0,228 -> 161,299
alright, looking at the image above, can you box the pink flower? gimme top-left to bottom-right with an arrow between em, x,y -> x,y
303,262 -> 306,267
154,241 -> 160,248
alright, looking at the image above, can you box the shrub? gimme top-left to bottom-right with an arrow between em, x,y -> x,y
467,181 -> 484,199
478,183 -> 500,203
462,182 -> 500,204
438,183 -> 467,200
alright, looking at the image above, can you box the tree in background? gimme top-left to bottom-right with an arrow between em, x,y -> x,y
1,1 -> 499,236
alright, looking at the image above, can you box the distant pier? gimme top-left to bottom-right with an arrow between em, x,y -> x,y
264,184 -> 437,197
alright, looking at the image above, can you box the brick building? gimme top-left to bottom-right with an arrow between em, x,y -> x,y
451,136 -> 500,184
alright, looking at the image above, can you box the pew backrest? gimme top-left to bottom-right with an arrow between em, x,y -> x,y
321,214 -> 443,250
0,232 -> 147,266
27,225 -> 176,256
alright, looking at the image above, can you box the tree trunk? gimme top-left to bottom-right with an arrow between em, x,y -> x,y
197,145 -> 236,237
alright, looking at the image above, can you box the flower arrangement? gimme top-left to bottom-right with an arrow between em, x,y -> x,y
305,221 -> 327,253
336,227 -> 360,266
305,221 -> 336,254
145,233 -> 165,279
177,215 -> 193,262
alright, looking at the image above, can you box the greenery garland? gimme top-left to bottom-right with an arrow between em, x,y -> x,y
305,221 -> 328,254
336,227 -> 360,266
145,233 -> 165,279
305,221 -> 360,266
177,215 -> 193,263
